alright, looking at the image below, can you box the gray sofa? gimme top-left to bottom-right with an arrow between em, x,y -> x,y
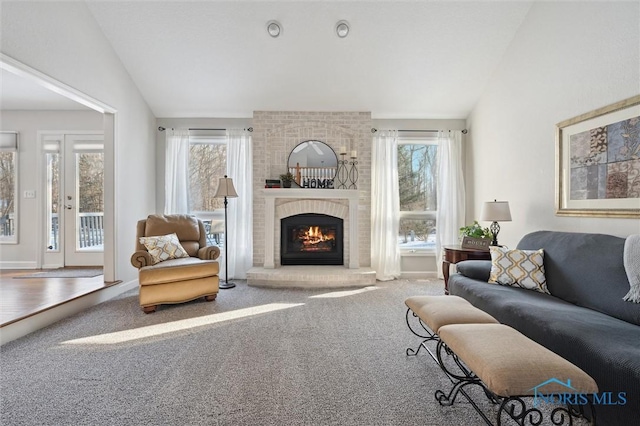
449,231 -> 640,426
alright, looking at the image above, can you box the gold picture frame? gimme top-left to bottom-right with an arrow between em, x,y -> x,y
556,95 -> 640,218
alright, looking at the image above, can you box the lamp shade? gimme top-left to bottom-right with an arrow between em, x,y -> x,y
480,200 -> 512,222
214,176 -> 238,198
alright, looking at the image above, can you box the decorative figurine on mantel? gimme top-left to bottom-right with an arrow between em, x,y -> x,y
348,150 -> 358,189
336,146 -> 349,189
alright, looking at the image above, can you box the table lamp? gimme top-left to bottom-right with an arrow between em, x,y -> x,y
481,200 -> 512,246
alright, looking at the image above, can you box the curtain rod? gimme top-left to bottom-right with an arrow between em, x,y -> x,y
158,127 -> 253,132
370,128 -> 467,134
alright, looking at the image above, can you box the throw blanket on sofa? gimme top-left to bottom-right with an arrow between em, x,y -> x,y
624,234 -> 640,303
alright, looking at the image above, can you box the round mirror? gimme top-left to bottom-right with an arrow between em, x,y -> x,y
287,140 -> 338,188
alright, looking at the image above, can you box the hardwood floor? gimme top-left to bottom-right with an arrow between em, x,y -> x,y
0,269 -> 116,327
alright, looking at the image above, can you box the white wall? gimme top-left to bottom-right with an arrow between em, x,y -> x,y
1,1 -> 156,283
0,110 -> 104,266
466,1 -> 640,249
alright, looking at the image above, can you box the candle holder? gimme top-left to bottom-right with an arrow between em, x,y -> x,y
337,153 -> 349,189
348,156 -> 358,189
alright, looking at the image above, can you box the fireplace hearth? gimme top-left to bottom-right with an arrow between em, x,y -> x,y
281,213 -> 344,265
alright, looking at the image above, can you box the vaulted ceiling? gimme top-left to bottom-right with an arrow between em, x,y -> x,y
2,1 -> 534,118
87,0 -> 535,118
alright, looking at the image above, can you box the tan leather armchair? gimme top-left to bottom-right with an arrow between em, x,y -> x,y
131,214 -> 220,313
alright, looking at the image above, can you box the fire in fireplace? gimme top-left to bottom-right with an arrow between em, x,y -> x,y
295,225 -> 336,252
281,213 -> 343,265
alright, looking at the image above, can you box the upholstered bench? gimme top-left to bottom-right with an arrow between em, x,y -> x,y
404,295 -> 498,356
436,323 -> 599,425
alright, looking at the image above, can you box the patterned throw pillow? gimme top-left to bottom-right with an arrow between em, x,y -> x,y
139,233 -> 190,264
488,246 -> 549,294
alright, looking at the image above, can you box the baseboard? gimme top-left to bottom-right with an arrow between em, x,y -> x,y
0,261 -> 38,269
0,279 -> 137,346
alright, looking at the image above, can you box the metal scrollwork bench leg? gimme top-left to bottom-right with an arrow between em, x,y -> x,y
434,340 -> 496,426
405,308 -> 438,356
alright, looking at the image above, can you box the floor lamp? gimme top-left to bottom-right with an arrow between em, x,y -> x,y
214,175 -> 238,289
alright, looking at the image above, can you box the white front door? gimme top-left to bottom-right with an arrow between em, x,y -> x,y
42,134 -> 104,267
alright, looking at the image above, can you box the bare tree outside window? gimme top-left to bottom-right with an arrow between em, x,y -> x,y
77,153 -> 104,213
0,151 -> 16,239
46,153 -> 60,250
189,142 -> 226,212
188,141 -> 227,247
397,143 -> 438,250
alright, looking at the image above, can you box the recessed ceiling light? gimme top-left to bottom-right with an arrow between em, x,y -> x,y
267,21 -> 281,38
336,20 -> 349,38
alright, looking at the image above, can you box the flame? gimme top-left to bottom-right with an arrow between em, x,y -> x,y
303,226 -> 334,245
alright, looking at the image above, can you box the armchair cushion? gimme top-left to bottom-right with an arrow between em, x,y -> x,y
139,258 -> 219,286
143,214 -> 203,257
139,232 -> 190,264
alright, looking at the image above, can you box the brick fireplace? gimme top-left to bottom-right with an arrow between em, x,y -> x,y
247,111 -> 375,288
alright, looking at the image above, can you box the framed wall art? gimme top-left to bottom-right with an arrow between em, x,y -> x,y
556,95 -> 640,218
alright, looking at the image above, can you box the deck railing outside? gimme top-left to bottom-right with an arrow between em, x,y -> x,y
10,214 -> 219,251
0,215 -> 14,238
46,213 -> 104,250
78,213 -> 104,248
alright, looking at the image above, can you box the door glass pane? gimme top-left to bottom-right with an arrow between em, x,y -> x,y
76,152 -> 104,251
0,151 -> 16,242
46,152 -> 60,251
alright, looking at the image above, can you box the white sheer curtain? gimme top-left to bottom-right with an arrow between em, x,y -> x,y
164,129 -> 190,214
371,130 -> 401,281
436,130 -> 466,278
225,129 -> 253,279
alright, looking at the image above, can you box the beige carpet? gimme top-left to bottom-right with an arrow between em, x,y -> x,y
0,278 -> 585,425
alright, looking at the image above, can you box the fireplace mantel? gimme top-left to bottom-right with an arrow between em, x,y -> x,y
260,188 -> 358,200
261,189 -> 359,269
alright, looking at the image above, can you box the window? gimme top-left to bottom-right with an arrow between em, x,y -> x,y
43,140 -> 60,251
188,138 -> 226,213
397,137 -> 438,252
188,134 -> 227,246
0,132 -> 18,243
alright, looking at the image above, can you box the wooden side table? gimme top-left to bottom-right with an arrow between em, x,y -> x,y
442,245 -> 491,294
